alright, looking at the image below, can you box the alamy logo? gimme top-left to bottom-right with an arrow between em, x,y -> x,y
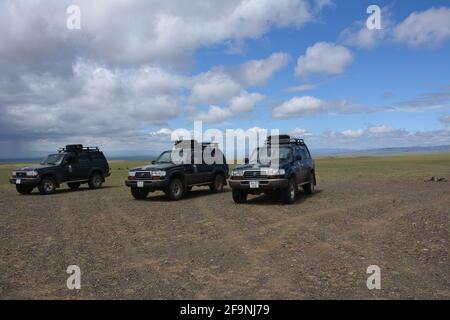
66,265 -> 81,290
366,265 -> 381,290
366,5 -> 381,30
66,5 -> 81,30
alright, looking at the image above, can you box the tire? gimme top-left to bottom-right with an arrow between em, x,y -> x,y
166,178 -> 184,201
38,176 -> 56,195
209,174 -> 225,193
88,172 -> 103,189
281,177 -> 296,204
16,185 -> 33,195
68,182 -> 81,190
232,189 -> 248,203
303,174 -> 315,195
131,187 -> 149,200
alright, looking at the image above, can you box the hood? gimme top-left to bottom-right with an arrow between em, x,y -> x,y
129,162 -> 180,171
234,160 -> 290,171
13,164 -> 57,171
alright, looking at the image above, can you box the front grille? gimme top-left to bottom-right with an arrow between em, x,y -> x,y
243,171 -> 268,179
16,172 -> 27,178
135,172 -> 152,179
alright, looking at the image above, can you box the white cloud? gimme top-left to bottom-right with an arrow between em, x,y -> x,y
440,115 -> 450,124
286,83 -> 317,92
341,129 -> 364,138
368,125 -> 395,134
232,52 -> 290,86
289,127 -> 312,136
194,105 -> 233,123
229,92 -> 265,113
0,0 -> 315,71
189,71 -> 242,105
295,42 -> 353,77
393,7 -> 450,48
340,6 -> 450,50
272,96 -> 325,118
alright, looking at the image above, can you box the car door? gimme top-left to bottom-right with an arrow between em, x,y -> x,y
183,149 -> 201,185
62,154 -> 78,182
292,147 -> 303,184
75,153 -> 92,180
297,148 -> 309,183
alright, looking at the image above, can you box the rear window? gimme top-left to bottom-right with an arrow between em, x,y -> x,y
91,153 -> 106,162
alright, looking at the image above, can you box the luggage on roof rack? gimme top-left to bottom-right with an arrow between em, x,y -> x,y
58,145 -> 100,153
266,135 -> 305,145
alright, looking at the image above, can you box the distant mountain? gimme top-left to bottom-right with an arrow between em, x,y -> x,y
312,145 -> 450,156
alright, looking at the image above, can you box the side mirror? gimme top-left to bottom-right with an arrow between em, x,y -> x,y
244,157 -> 249,164
151,160 -> 156,164
296,155 -> 302,161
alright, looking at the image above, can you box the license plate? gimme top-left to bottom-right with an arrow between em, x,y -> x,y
250,181 -> 259,188
137,181 -> 144,188
16,179 -> 21,184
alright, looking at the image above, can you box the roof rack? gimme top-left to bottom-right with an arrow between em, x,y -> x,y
174,140 -> 219,148
266,135 -> 305,146
58,145 -> 100,153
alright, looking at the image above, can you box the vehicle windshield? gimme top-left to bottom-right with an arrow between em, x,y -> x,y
154,151 -> 173,164
40,154 -> 65,165
249,146 -> 293,164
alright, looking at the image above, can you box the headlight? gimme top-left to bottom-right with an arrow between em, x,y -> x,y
26,170 -> 39,177
231,170 -> 244,177
151,171 -> 166,177
11,171 -> 17,177
128,171 -> 136,177
262,168 -> 285,176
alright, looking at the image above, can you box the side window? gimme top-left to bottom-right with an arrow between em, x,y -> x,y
301,146 -> 311,159
78,154 -> 91,164
91,153 -> 105,162
298,148 -> 307,160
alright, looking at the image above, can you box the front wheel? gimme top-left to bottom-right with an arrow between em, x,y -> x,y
281,178 -> 296,204
16,185 -> 33,195
166,178 -> 184,201
131,187 -> 149,200
38,176 -> 56,195
232,189 -> 248,203
209,174 -> 225,193
88,172 -> 103,189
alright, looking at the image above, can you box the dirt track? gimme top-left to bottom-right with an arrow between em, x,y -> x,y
1,166 -> 448,299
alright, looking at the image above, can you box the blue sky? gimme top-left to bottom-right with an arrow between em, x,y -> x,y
0,0 -> 449,157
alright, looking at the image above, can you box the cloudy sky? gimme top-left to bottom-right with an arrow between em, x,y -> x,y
1,0 -> 450,158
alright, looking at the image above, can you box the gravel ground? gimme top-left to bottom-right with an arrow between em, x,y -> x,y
0,167 -> 449,299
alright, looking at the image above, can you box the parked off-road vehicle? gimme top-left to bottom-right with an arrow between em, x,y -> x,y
10,145 -> 110,195
125,140 -> 228,200
228,135 -> 316,204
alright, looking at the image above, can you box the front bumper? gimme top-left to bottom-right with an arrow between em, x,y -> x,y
228,178 -> 288,190
9,177 -> 41,187
125,179 -> 169,190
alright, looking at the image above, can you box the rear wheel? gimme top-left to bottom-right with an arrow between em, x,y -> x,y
166,178 -> 184,201
16,185 -> 33,195
210,174 -> 225,193
232,189 -> 248,203
68,182 -> 80,190
38,176 -> 56,195
303,174 -> 315,195
131,187 -> 149,200
281,177 -> 296,204
88,172 -> 103,189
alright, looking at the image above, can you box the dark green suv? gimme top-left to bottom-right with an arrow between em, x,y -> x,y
10,145 -> 110,195
228,135 -> 316,204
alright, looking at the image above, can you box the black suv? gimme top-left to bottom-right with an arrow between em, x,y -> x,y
125,140 -> 228,200
10,145 -> 110,195
228,135 -> 316,204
